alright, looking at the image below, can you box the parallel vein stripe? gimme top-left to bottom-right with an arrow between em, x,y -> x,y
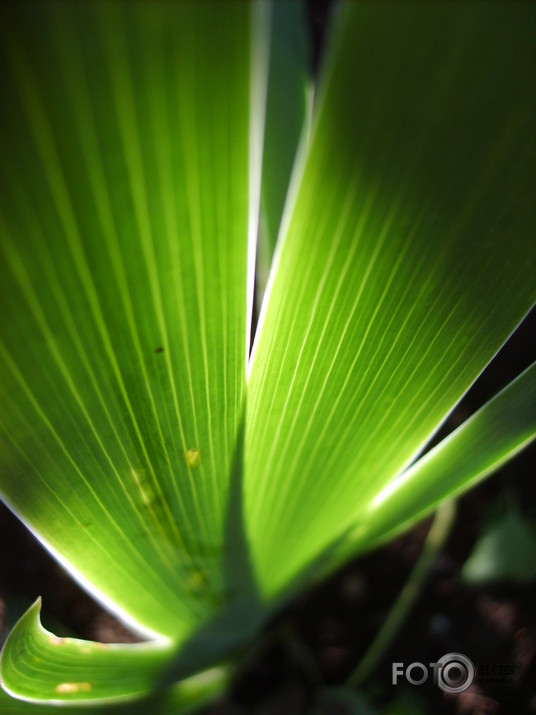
2,32 -> 183,549
170,16 -> 220,524
264,186 -> 400,526
0,419 -> 185,628
97,7 -> 196,548
0,346 -> 190,619
0,223 -> 182,563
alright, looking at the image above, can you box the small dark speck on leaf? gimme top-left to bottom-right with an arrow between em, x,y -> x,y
155,347 -> 164,354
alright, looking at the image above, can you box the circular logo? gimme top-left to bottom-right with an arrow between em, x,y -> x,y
436,653 -> 475,693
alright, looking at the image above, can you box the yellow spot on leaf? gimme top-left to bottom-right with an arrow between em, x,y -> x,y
186,568 -> 208,594
132,467 -> 156,505
185,449 -> 201,468
49,636 -> 67,646
55,682 -> 92,694
140,485 -> 156,505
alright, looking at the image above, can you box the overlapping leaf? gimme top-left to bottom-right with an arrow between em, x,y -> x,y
349,361 -> 536,556
257,0 -> 310,295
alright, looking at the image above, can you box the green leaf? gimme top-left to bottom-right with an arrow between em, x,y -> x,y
0,0 -> 257,639
245,1 -> 536,597
0,600 -> 173,704
257,0 -> 310,296
0,644 -> 222,715
0,590 -> 262,706
462,507 -> 536,585
344,362 -> 536,556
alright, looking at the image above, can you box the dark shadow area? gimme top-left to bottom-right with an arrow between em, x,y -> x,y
154,409 -> 264,689
304,0 -> 334,74
221,414 -> 261,608
429,306 -> 536,448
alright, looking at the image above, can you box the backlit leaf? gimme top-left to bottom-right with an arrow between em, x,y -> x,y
245,1 -> 536,597
0,0 -> 257,640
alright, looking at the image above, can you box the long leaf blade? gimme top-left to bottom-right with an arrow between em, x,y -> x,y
0,0 -> 254,638
245,1 -> 536,596
257,0 -> 310,289
350,361 -> 536,554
